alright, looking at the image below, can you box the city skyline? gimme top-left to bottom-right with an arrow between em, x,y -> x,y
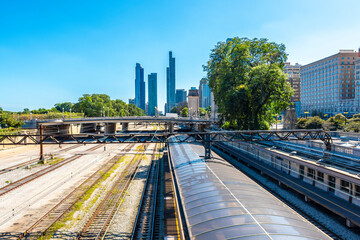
1,1 -> 360,112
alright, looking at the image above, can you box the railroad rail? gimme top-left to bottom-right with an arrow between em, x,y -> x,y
77,143 -> 150,239
131,143 -> 160,239
0,144 -> 103,197
0,144 -> 82,176
19,142 -> 136,239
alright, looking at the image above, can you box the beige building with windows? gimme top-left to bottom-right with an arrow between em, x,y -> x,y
284,62 -> 301,115
187,87 -> 199,118
301,49 -> 359,117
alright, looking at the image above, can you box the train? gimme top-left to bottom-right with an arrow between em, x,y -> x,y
168,138 -> 332,239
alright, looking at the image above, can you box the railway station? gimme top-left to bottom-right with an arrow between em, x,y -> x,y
0,119 -> 360,239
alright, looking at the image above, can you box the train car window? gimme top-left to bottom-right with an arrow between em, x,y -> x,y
299,165 -> 305,180
317,171 -> 324,182
307,168 -> 315,179
328,175 -> 336,192
355,185 -> 360,197
340,180 -> 350,193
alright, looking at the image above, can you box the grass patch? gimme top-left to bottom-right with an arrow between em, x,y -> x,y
47,157 -> 64,165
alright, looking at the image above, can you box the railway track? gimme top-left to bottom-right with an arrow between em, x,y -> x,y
77,143 -> 150,240
131,143 -> 160,239
19,143 -> 136,239
0,144 -> 103,197
0,144 -> 83,176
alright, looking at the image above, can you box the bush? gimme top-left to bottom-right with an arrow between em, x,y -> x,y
345,121 -> 360,132
296,118 -> 307,129
304,117 -> 324,129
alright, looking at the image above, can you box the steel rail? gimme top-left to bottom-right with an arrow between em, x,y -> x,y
18,142 -> 136,239
0,144 -> 103,197
130,143 -> 159,239
77,143 -> 149,239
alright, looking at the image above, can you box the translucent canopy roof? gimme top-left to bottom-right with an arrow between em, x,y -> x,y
169,140 -> 332,240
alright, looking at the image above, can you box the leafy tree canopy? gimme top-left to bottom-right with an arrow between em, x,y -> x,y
181,107 -> 188,117
204,37 -> 292,130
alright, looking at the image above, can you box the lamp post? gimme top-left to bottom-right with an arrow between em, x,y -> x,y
304,111 -> 309,119
69,108 -> 72,118
62,108 -> 64,119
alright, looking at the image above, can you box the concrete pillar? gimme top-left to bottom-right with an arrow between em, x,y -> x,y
122,122 -> 129,131
169,123 -> 174,134
105,123 -> 116,135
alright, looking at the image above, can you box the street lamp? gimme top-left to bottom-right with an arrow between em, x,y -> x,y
304,111 -> 309,119
70,108 -> 72,118
62,108 -> 64,119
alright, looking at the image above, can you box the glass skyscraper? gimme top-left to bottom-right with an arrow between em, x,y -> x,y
166,51 -> 176,113
135,63 -> 145,111
148,73 -> 157,116
199,78 -> 211,109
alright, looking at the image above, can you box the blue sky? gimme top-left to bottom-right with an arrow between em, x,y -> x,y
0,0 -> 359,112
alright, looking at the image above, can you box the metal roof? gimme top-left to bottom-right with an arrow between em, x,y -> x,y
169,140 -> 332,240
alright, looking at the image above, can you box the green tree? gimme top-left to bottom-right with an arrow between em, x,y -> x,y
54,102 -> 73,112
199,107 -> 207,117
0,107 -> 3,113
181,107 -> 188,117
204,37 -> 292,130
0,113 -> 23,128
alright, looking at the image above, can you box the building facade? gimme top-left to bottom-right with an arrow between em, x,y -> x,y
175,89 -> 187,105
135,63 -> 145,111
148,73 -> 157,116
301,50 -> 359,117
284,62 -> 301,116
128,98 -> 135,105
166,51 -> 176,113
188,87 -> 199,118
199,78 -> 211,109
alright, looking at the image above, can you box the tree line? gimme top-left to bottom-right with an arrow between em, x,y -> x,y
0,94 -> 145,128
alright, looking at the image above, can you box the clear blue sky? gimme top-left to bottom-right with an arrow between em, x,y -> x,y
1,0 -> 359,112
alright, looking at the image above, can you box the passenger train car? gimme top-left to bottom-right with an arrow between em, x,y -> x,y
168,139 -> 332,239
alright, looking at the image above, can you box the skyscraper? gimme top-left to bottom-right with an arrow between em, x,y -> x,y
166,51 -> 176,113
135,63 -> 145,111
199,78 -> 211,109
148,73 -> 158,116
175,89 -> 187,105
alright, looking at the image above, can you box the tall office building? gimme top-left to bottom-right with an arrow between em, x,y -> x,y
148,73 -> 158,116
166,51 -> 176,113
175,89 -> 187,105
128,98 -> 135,105
284,62 -> 301,116
199,78 -> 211,109
301,50 -> 359,116
135,63 -> 145,111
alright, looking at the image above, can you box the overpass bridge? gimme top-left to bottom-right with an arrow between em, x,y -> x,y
23,116 -> 214,134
